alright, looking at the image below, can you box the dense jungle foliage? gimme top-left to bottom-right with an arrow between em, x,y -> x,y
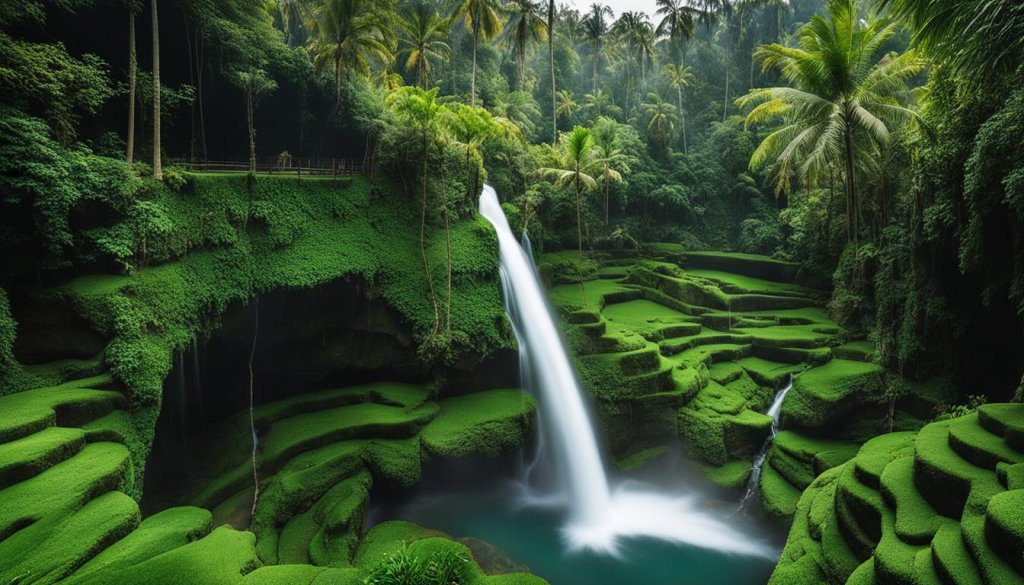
1,0 -> 1022,414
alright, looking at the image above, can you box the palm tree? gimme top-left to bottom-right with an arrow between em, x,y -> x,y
642,92 -> 677,156
503,0 -> 548,90
452,0 -> 507,106
583,89 -> 622,120
582,4 -> 614,93
612,12 -> 655,108
663,62 -> 695,151
386,86 -> 447,332
547,0 -> 556,144
655,0 -> 697,61
446,103 -> 499,203
232,68 -> 277,173
737,0 -> 789,40
126,0 -> 140,163
537,126 -> 599,303
694,0 -> 738,120
396,1 -> 451,88
493,90 -> 542,138
308,0 -> 392,108
591,117 -> 629,227
267,0 -> 315,46
151,0 -> 161,179
555,89 -> 578,123
736,0 -> 925,244
878,0 -> 1023,86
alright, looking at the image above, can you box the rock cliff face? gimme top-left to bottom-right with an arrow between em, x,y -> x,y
0,174 -> 545,584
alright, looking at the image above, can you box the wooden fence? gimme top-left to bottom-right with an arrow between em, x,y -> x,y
169,156 -> 363,177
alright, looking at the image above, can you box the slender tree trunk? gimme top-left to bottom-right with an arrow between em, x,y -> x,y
197,32 -> 207,160
549,0 -> 556,144
603,165 -> 609,227
438,140 -> 452,332
677,87 -> 687,153
722,66 -> 729,122
127,8 -> 137,163
183,8 -> 195,161
843,121 -> 858,246
151,0 -> 162,179
247,86 -> 256,174
575,171 -> 586,307
470,7 -> 479,106
420,129 -> 440,333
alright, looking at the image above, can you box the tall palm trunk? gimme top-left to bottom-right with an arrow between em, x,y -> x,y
603,164 -> 610,227
722,66 -> 729,122
151,0 -> 162,179
127,7 -> 137,163
677,86 -> 687,153
575,169 -> 586,307
842,116 -> 858,246
441,149 -> 452,332
549,0 -> 556,144
246,83 -> 256,173
420,128 -> 440,333
470,5 -> 479,106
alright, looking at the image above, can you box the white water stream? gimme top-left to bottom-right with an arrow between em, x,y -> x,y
480,186 -> 773,558
740,376 -> 794,511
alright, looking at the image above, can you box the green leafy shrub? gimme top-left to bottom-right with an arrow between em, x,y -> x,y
364,545 -> 468,585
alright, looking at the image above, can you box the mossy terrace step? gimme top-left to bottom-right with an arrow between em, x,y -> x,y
770,404 -> 1024,585
0,376 -> 543,584
541,248 -> 931,517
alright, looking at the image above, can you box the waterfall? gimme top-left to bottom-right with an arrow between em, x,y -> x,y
480,187 -> 611,528
480,186 -> 774,558
739,375 -> 794,511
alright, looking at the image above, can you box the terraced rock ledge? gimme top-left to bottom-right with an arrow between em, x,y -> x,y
0,375 -> 544,585
770,404 -> 1024,585
539,247 -> 944,516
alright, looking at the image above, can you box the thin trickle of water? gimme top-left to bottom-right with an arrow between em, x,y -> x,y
480,186 -> 775,558
739,375 -> 794,511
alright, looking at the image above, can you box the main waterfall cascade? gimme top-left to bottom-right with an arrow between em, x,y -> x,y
740,376 -> 795,511
479,186 -> 774,558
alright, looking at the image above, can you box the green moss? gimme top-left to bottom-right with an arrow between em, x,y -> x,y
421,389 -> 535,458
931,522 -> 985,585
785,359 -> 885,431
977,403 -> 1024,452
546,278 -> 635,312
242,565 -> 362,585
259,402 -> 438,475
67,506 -> 212,582
308,470 -> 372,567
364,438 -> 424,487
985,490 -> 1024,575
0,491 -> 139,584
0,380 -> 124,443
0,442 -> 130,539
760,462 -> 803,518
353,521 -> 449,569
698,458 -> 752,489
879,456 -> 942,545
832,340 -> 876,363
947,412 -> 1024,469
0,426 -> 85,489
65,526 -> 261,585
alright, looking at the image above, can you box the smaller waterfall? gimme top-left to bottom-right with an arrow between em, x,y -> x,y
740,375 -> 794,511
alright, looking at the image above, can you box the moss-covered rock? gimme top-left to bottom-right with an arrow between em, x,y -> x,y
770,408 -> 1024,585
422,389 -> 536,458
